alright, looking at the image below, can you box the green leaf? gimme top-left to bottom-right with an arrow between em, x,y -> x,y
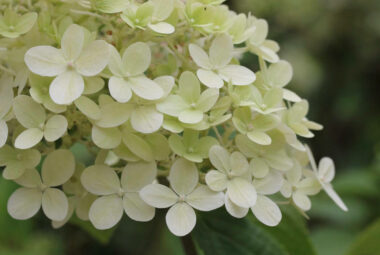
249,206 -> 317,255
192,209 -> 286,255
69,215 -> 116,245
346,218 -> 380,255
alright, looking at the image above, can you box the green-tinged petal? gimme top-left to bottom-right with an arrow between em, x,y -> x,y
178,71 -> 200,104
24,46 -> 67,77
209,34 -> 233,68
169,158 -> 198,196
205,170 -> 228,192
292,191 -> 311,211
121,161 -> 157,192
76,194 -> 96,221
129,76 -> 164,100
113,143 -> 140,162
49,71 -> 84,105
74,96 -> 101,120
123,42 -> 151,76
43,115 -> 67,142
61,24 -> 84,61
108,77 -> 132,103
168,134 -> 186,156
93,0 -> 129,13
52,196 -> 75,229
187,185 -> 224,211
178,109 -> 203,124
196,136 -> 219,158
131,105 -> 163,134
13,95 -> 46,128
219,65 -> 256,86
247,130 -> 272,145
140,184 -> 178,208
230,151 -> 249,176
209,145 -> 230,173
250,158 -> 269,178
14,168 -> 42,188
2,162 -> 26,180
0,120 -> 8,147
123,193 -> 155,222
75,40 -> 110,76
196,88 -> 219,112
267,60 -> 293,88
318,157 -> 335,183
42,149 -> 75,187
283,89 -> 301,102
197,69 -> 223,89
166,202 -> 196,237
7,187 -> 42,220
253,172 -> 283,195
14,12 -> 38,35
96,102 -> 132,128
83,76 -> 105,95
265,149 -> 293,171
92,126 -> 122,149
15,128 -> 44,149
251,195 -> 282,227
89,195 -> 123,230
81,165 -> 120,195
42,188 -> 68,221
123,132 -> 154,162
108,45 -> 125,77
227,177 -> 257,208
145,133 -> 171,161
156,95 -> 189,117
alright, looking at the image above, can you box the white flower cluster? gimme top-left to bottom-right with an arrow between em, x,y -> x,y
0,0 -> 347,237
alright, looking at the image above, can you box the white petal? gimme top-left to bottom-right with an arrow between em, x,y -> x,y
44,115 -> 67,142
14,168 -> 42,188
129,76 -> 164,100
89,195 -> 123,230
283,89 -> 302,102
92,126 -> 121,149
49,71 -> 84,105
267,60 -> 293,87
166,202 -> 196,236
227,177 -> 257,208
42,188 -> 68,221
83,76 -> 105,95
52,196 -> 75,229
247,131 -> 272,146
24,46 -> 67,77
148,22 -> 175,34
131,105 -> 163,134
218,65 -> 256,86
81,165 -> 120,195
253,171 -> 284,195
251,195 -> 282,227
123,193 -> 155,222
13,95 -> 46,128
169,158 -> 198,196
123,42 -> 151,76
230,151 -> 249,177
14,128 -> 44,149
121,161 -> 157,192
250,158 -> 269,179
186,185 -> 224,211
322,183 -> 348,211
197,69 -> 224,89
122,132 -> 154,162
205,170 -> 228,191
318,157 -> 335,183
209,145 -> 231,173
209,34 -> 233,68
61,24 -> 84,61
225,195 -> 249,218
108,76 -> 132,103
292,191 -> 311,211
196,88 -> 219,112
140,184 -> 178,208
76,40 -> 110,76
0,120 -> 8,148
189,44 -> 212,69
7,187 -> 42,220
42,149 -> 75,187
156,95 -> 188,117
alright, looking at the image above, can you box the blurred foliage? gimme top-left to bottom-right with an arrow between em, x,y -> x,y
1,0 -> 380,254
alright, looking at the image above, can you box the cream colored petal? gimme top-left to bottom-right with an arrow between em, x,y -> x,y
89,195 -> 123,230
186,185 -> 224,211
92,126 -> 122,149
218,65 -> 256,86
61,24 -> 84,61
188,44 -> 212,69
42,188 -> 68,221
225,195 -> 248,218
49,71 -> 84,105
75,40 -> 110,76
131,105 -> 163,134
196,69 -> 224,89
205,170 -> 228,192
166,202 -> 196,237
42,149 -> 75,187
140,184 -> 178,208
168,158 -> 198,196
227,177 -> 257,208
123,192 -> 155,222
322,183 -> 348,212
121,161 -> 157,192
81,165 -> 120,195
14,128 -> 44,150
108,76 -> 132,103
44,115 -> 67,142
251,195 -> 282,227
7,187 -> 42,220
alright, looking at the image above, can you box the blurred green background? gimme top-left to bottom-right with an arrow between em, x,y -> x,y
1,0 -> 380,254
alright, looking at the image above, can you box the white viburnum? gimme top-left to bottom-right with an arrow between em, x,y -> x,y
81,161 -> 157,229
189,34 -> 256,88
7,149 -> 75,221
24,24 -> 110,105
140,158 -> 224,236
